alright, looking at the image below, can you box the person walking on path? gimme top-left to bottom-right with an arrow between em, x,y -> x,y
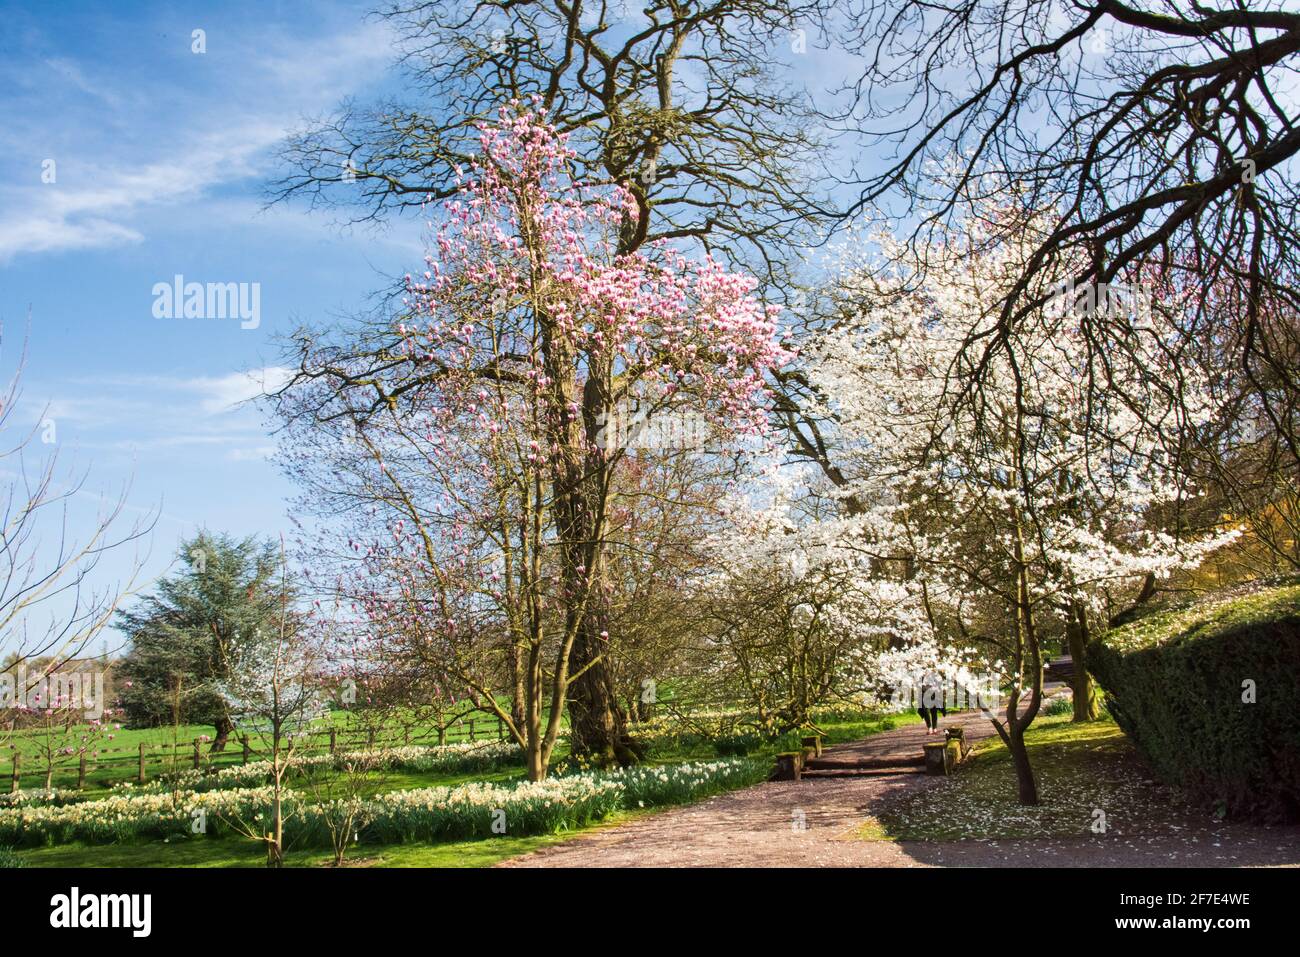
919,669 -> 947,735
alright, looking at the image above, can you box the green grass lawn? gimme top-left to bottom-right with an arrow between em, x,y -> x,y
6,705 -> 915,795
4,705 -> 513,795
639,710 -> 920,764
861,713 -> 1203,842
5,708 -> 918,868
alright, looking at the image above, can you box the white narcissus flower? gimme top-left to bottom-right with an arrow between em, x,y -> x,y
3,758 -> 760,847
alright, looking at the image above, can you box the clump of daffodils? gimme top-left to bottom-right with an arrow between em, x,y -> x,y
4,756 -> 764,849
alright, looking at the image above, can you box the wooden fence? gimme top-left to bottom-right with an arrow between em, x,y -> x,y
8,712 -> 509,793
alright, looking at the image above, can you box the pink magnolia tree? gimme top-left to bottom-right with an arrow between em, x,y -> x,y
18,683 -> 118,790
276,102 -> 789,778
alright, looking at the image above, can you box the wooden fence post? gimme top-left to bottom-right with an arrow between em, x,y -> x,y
78,752 -> 87,789
10,752 -> 19,793
329,728 -> 337,754
498,719 -> 505,741
193,738 -> 201,770
138,742 -> 147,784
468,718 -> 476,742
242,735 -> 251,765
367,728 -> 376,749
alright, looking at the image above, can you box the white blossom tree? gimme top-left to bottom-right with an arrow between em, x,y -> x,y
698,470 -> 941,731
798,204 -> 1236,803
216,547 -> 326,866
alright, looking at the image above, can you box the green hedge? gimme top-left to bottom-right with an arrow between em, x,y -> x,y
1087,581 -> 1300,823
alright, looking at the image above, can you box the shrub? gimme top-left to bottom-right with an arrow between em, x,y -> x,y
1044,695 -> 1074,717
0,846 -> 24,868
1087,581 -> 1300,823
712,732 -> 764,756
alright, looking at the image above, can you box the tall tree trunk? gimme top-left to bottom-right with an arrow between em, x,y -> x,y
524,641 -> 549,781
1066,603 -> 1100,721
525,740 -> 547,782
211,712 -> 235,752
555,372 -> 633,766
268,791 -> 284,868
632,684 -> 652,722
565,613 -> 634,767
1009,515 -> 1044,805
508,641 -> 527,735
1007,726 -> 1039,805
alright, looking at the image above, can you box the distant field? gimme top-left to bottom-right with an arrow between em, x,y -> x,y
3,704 -> 513,795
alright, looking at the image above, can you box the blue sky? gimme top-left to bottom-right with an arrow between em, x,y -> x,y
0,0 -> 875,654
0,0 -> 425,648
6,2 -> 1282,654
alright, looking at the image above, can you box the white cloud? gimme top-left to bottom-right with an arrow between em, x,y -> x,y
0,21 -> 395,263
23,366 -> 290,423
189,367 -> 293,414
42,57 -> 127,111
14,367 -> 292,466
227,446 -> 277,463
1,217 -> 144,258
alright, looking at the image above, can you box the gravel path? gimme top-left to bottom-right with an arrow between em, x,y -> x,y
500,710 -> 1300,868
